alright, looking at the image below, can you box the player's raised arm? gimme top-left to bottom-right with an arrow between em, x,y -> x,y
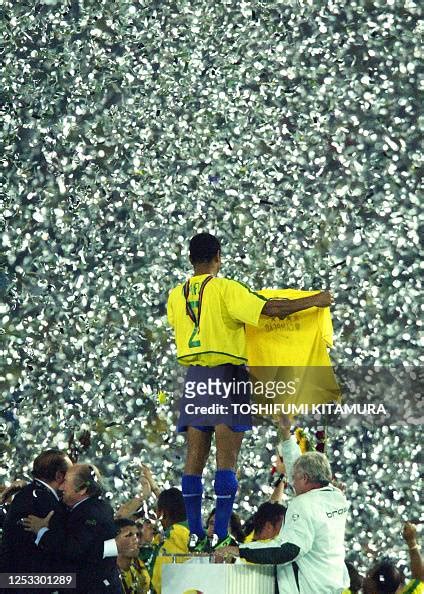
261,291 -> 333,320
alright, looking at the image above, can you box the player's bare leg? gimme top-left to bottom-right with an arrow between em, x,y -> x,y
184,427 -> 212,474
215,424 -> 244,470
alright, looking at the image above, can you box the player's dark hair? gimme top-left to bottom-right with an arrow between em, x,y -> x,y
206,508 -> 245,543
189,233 -> 220,264
368,558 -> 404,593
253,502 -> 286,536
114,518 -> 136,535
157,487 -> 186,524
32,449 -> 69,482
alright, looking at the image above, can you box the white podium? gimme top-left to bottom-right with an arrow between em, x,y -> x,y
162,562 -> 275,594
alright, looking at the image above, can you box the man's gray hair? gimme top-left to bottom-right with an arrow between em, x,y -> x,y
293,452 -> 332,485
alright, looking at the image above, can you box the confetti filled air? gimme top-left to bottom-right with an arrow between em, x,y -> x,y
0,0 -> 422,593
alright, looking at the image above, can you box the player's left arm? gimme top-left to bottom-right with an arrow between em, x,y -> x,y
216,537 -> 300,564
262,291 -> 333,320
237,542 -> 300,564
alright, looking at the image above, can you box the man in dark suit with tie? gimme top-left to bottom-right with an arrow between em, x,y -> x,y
0,449 -> 72,577
23,463 -> 122,594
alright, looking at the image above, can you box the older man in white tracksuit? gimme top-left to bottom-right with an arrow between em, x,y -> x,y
218,432 -> 350,594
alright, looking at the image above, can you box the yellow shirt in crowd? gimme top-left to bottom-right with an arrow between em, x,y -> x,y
151,522 -> 190,594
402,580 -> 424,593
119,558 -> 150,594
167,275 -> 266,367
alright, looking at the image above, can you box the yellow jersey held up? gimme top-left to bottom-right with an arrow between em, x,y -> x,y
246,289 -> 341,407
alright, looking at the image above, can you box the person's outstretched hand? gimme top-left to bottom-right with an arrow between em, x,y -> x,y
315,291 -> 333,308
277,414 -> 292,441
403,522 -> 417,546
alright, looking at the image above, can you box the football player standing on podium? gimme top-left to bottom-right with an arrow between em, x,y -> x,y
167,233 -> 332,551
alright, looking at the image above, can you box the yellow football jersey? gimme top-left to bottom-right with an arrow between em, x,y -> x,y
246,289 -> 340,406
120,558 -> 150,593
246,289 -> 333,367
402,580 -> 424,594
151,522 -> 190,594
167,275 -> 266,367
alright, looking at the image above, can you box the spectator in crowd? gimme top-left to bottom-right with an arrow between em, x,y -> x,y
139,464 -> 160,499
116,464 -> 160,521
235,502 -> 286,567
362,522 -> 423,594
137,518 -> 158,570
342,561 -> 363,594
115,518 -> 150,594
151,487 -> 190,594
0,480 -> 27,530
362,559 -> 405,594
242,443 -> 289,544
111,463 -> 160,574
403,522 -> 423,584
251,502 -> 286,542
0,480 -> 28,506
242,502 -> 286,546
217,450 -> 349,594
23,463 -> 123,594
137,518 -> 156,546
206,508 -> 245,544
167,232 -> 333,551
1,480 -> 28,500
0,449 -> 72,585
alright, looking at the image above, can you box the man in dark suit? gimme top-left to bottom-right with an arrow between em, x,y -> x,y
23,463 -> 122,594
0,449 -> 72,581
